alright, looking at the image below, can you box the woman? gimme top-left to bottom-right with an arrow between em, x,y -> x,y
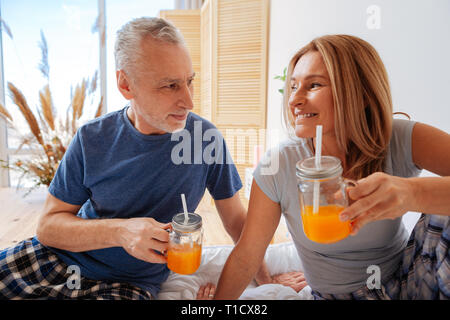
209,35 -> 450,300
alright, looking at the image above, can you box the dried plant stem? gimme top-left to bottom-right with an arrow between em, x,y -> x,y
0,102 -> 13,122
95,96 -> 103,118
71,79 -> 87,135
39,84 -> 55,131
7,82 -> 45,148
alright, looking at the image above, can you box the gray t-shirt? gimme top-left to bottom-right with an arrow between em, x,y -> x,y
253,119 -> 421,294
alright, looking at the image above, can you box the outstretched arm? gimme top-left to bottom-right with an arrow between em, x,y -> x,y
213,180 -> 283,299
213,191 -> 272,284
213,187 -> 307,291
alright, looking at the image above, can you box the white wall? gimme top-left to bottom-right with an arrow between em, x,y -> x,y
267,0 -> 450,227
267,0 -> 450,146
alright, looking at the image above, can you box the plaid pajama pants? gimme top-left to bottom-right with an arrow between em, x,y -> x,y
312,214 -> 450,300
0,238 -> 152,300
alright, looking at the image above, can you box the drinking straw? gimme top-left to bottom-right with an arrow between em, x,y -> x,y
181,193 -> 189,224
315,125 -> 322,169
181,194 -> 193,248
313,125 -> 322,214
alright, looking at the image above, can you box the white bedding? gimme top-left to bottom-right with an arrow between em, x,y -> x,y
157,242 -> 313,300
157,214 -> 421,300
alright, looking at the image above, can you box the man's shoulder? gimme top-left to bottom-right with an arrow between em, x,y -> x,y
78,108 -> 124,136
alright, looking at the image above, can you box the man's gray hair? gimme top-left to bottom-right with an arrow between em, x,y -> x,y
114,17 -> 185,72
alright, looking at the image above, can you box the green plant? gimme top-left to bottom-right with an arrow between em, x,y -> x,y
274,66 -> 287,94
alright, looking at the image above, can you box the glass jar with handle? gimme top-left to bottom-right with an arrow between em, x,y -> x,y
167,212 -> 203,274
296,156 -> 356,244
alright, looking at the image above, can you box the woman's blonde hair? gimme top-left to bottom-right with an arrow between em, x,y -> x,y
283,34 -> 394,180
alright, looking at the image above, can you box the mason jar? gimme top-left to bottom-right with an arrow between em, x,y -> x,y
296,156 -> 356,244
167,212 -> 203,274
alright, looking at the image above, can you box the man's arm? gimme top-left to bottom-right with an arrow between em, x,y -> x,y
36,192 -> 170,263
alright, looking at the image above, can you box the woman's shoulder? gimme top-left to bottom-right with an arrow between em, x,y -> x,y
390,118 -> 417,148
386,118 -> 421,177
256,137 -> 313,177
392,118 -> 416,133
253,138 -> 312,203
278,137 -> 313,161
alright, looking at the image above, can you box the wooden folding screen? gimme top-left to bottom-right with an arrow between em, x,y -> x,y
201,0 -> 269,203
158,10 -> 202,116
161,1 -> 269,203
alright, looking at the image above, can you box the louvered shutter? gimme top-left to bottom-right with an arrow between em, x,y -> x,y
202,0 -> 269,203
158,10 -> 202,116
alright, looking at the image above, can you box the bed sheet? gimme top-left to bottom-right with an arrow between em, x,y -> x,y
157,241 -> 313,300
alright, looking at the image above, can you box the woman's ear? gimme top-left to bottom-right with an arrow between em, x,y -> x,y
116,70 -> 134,100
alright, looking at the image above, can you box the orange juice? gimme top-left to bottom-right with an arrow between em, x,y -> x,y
167,242 -> 202,274
301,205 -> 350,244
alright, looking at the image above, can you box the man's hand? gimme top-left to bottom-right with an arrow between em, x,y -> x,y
117,217 -> 171,264
271,271 -> 308,292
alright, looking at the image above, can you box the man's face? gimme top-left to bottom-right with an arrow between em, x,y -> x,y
118,37 -> 195,134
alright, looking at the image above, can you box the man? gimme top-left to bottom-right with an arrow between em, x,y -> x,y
0,17 -> 305,299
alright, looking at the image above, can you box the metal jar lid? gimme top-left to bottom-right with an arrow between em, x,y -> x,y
172,212 -> 202,232
295,156 -> 343,180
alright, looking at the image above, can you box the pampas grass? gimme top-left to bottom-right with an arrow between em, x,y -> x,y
95,96 -> 104,119
0,32 -> 102,194
7,82 -> 45,148
39,84 -> 55,131
70,78 -> 87,135
0,103 -> 13,122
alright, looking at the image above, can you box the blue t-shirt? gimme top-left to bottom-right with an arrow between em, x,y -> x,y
42,106 -> 242,297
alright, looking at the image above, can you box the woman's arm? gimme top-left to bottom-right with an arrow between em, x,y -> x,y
340,122 -> 450,234
411,122 -> 450,176
214,192 -> 275,285
403,121 -> 450,214
213,180 -> 282,299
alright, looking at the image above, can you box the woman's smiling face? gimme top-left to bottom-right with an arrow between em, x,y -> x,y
288,50 -> 335,139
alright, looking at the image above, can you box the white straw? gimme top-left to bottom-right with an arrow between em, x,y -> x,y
313,181 -> 320,214
313,125 -> 323,214
315,125 -> 322,169
181,194 -> 189,224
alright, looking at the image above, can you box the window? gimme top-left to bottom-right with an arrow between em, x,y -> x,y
1,0 -> 174,187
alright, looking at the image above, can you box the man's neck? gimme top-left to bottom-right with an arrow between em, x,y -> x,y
126,105 -> 165,135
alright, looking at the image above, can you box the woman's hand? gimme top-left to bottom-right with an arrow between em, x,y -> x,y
255,269 -> 308,292
339,172 -> 416,235
196,283 -> 216,300
196,271 -> 308,300
271,271 -> 308,292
